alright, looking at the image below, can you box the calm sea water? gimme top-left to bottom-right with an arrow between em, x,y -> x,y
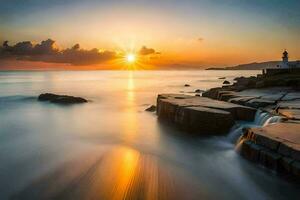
0,70 -> 299,200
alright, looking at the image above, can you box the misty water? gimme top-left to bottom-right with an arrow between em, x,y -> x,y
0,70 -> 299,200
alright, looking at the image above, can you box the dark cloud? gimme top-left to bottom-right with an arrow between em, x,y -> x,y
198,37 -> 204,42
0,39 -> 117,65
139,46 -> 159,56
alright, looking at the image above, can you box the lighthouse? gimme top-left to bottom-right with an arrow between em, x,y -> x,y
281,50 -> 289,68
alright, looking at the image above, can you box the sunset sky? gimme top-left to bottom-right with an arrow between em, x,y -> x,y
1,0 -> 300,69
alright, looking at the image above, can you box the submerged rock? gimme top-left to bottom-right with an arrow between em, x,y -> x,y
38,93 -> 88,104
145,105 -> 156,112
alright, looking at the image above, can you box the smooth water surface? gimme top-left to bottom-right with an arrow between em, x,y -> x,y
0,70 -> 299,200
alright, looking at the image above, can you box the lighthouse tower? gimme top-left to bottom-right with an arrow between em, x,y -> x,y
281,50 -> 289,68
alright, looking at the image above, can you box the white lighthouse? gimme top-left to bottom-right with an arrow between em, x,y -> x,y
281,50 -> 289,68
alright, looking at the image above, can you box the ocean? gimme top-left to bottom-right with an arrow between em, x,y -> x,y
0,70 -> 299,200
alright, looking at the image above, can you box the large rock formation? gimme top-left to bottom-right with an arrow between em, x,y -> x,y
239,123 -> 300,178
38,93 -> 88,104
157,94 -> 256,135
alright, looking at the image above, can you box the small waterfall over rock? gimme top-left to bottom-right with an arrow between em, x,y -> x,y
227,110 -> 282,144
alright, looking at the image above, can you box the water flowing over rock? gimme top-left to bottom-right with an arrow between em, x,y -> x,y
227,110 -> 282,144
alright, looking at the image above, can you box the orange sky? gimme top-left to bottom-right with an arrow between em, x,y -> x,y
1,0 -> 300,70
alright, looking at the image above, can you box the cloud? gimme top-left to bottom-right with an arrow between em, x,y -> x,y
139,46 -> 159,55
0,39 -> 117,65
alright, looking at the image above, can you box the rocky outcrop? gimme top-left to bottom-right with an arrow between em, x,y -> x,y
239,123 -> 300,178
38,93 -> 88,104
157,94 -> 256,135
145,105 -> 156,112
223,80 -> 230,85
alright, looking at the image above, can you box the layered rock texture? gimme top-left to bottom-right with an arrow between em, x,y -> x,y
156,94 -> 256,134
239,123 -> 300,178
201,71 -> 300,178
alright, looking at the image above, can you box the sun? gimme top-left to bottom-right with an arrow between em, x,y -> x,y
126,53 -> 136,63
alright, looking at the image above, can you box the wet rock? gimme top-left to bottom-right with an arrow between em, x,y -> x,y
157,94 -> 256,135
240,140 -> 262,162
184,84 -> 190,87
38,93 -> 88,104
291,161 -> 300,177
239,123 -> 300,178
175,106 -> 234,134
255,81 -> 265,88
202,87 -> 227,99
194,89 -> 204,93
277,109 -> 300,120
217,91 -> 237,101
245,98 -> 276,108
279,157 -> 294,174
145,105 -> 156,112
229,96 -> 256,106
282,92 -> 300,101
223,80 -> 230,85
259,149 -> 281,170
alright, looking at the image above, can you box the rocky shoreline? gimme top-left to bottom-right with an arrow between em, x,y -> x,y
156,69 -> 300,179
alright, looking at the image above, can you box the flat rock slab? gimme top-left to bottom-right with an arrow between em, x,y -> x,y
245,98 -> 276,108
278,109 -> 300,120
277,100 -> 300,109
240,123 -> 300,177
157,94 -> 256,135
246,123 -> 300,161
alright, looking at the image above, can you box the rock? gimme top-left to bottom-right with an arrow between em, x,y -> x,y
291,161 -> 300,177
184,84 -> 190,87
145,105 -> 156,112
223,80 -> 230,85
277,100 -> 300,109
279,157 -> 294,174
157,94 -> 256,135
255,81 -> 265,88
229,96 -> 256,106
239,123 -> 300,177
175,106 -> 234,134
245,98 -> 276,108
38,93 -> 88,104
259,149 -> 281,170
219,77 -> 226,79
202,87 -> 228,99
277,109 -> 300,120
240,140 -> 262,162
282,92 -> 300,101
217,91 -> 237,101
194,89 -> 204,93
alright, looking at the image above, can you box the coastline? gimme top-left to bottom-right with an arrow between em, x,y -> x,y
155,69 -> 300,180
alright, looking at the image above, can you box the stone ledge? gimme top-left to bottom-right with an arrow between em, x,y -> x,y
239,123 -> 300,178
157,94 -> 256,135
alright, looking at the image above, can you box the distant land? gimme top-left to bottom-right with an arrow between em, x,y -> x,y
206,61 -> 284,70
